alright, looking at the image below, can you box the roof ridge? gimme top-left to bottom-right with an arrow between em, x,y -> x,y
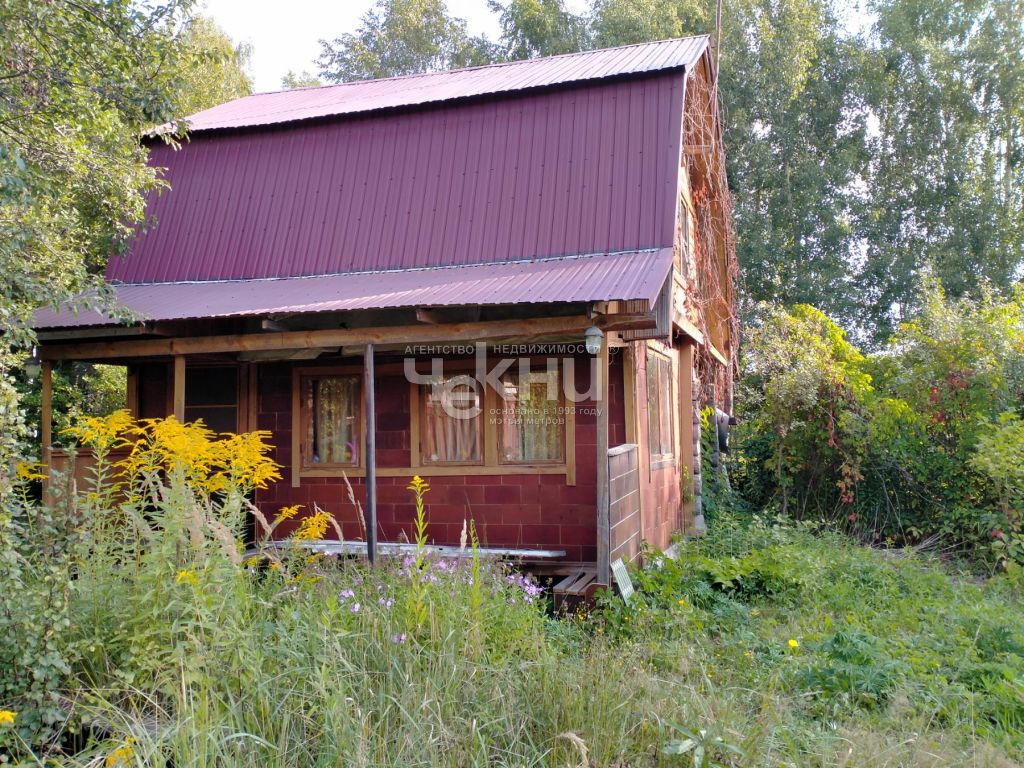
246,36 -> 709,100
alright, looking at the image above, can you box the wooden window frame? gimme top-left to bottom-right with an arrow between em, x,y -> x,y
182,363 -> 242,434
493,366 -> 568,467
413,374 -> 485,468
292,367 -> 365,485
289,359 -> 577,486
409,360 -> 576,482
647,346 -> 676,471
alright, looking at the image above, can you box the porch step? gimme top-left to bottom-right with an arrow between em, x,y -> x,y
552,566 -> 598,611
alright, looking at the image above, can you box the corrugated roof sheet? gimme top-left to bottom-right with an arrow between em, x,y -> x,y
179,37 -> 708,132
110,72 -> 685,283
37,249 -> 673,329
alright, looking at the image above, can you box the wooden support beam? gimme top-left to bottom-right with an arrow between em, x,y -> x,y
678,340 -> 696,528
364,343 -> 377,565
40,360 -> 53,502
38,314 -> 646,362
595,335 -> 611,587
40,361 -> 52,462
172,355 -> 185,421
125,365 -> 139,418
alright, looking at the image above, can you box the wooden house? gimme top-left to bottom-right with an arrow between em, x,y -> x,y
33,36 -> 737,590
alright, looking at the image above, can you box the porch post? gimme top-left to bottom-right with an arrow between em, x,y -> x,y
364,343 -> 377,564
172,355 -> 185,421
40,360 -> 52,465
596,335 -> 610,586
39,360 -> 53,502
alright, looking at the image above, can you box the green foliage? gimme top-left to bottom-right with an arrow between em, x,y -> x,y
0,474 -> 78,748
316,0 -> 497,82
862,0 -> 1024,338
735,281 -> 1024,567
737,303 -> 872,519
0,0 -> 199,349
599,515 -> 1024,760
176,16 -> 254,116
662,723 -> 746,766
488,0 -> 588,58
8,412 -> 1024,763
800,630 -> 908,711
281,70 -> 323,89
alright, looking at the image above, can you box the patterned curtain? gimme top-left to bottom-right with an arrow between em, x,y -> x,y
309,377 -> 359,465
499,370 -> 564,463
422,378 -> 481,463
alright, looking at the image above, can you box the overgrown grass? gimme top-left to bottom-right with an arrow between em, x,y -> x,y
598,515 -> 1024,766
16,518 -> 1022,766
4,414 -> 1024,765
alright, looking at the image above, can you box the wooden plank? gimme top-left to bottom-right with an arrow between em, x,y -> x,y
595,335 -> 611,586
364,343 -> 377,565
678,340 -> 695,524
38,314 -> 642,361
291,368 -> 301,488
40,360 -> 52,460
125,365 -> 139,418
565,386 -> 576,486
297,464 -> 571,480
172,355 -> 185,421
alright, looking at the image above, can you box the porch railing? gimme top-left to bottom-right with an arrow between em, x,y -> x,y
605,443 -> 641,566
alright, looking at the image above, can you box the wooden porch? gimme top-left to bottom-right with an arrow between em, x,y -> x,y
39,306 -> 657,590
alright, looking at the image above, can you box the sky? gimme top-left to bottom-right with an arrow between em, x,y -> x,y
200,0 -> 872,94
199,0 -> 586,93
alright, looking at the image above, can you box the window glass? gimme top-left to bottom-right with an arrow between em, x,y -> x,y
647,352 -> 673,459
421,376 -> 482,464
184,366 -> 238,433
303,376 -> 359,466
498,369 -> 565,464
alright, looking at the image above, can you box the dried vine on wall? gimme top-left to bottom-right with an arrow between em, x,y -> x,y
680,54 -> 741,410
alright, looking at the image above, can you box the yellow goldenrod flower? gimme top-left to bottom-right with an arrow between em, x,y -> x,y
275,504 -> 303,523
105,739 -> 135,768
294,510 -> 330,542
406,475 -> 430,494
15,461 -> 47,482
677,598 -> 688,607
175,569 -> 198,586
0,710 -> 16,726
788,638 -> 800,649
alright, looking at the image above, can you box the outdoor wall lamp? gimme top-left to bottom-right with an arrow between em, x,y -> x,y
584,326 -> 604,355
24,347 -> 41,381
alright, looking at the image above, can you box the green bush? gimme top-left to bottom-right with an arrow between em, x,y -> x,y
735,280 -> 1024,568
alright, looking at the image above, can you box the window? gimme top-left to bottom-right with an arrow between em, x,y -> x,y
498,368 -> 565,464
301,375 -> 360,467
647,350 -> 674,463
420,375 -> 483,465
185,365 -> 238,433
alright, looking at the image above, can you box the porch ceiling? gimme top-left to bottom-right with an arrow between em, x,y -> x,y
34,248 -> 673,331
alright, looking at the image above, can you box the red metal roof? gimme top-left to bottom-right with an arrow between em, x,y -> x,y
179,37 -> 708,132
109,71 -> 686,283
38,249 -> 673,329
